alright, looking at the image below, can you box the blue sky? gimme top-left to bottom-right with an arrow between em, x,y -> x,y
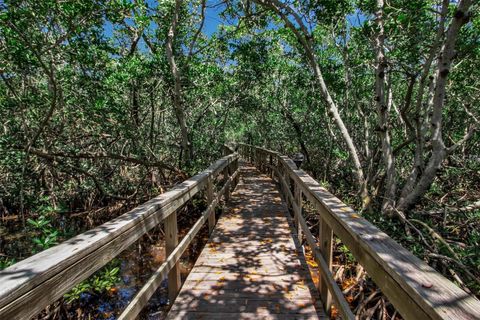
102,0 -> 226,52
203,1 -> 226,36
102,0 -> 367,52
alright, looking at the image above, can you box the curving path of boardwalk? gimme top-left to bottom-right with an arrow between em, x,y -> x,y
166,164 -> 326,319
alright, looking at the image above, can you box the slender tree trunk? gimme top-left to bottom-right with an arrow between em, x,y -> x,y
398,75 -> 416,137
399,0 -> 449,203
258,0 -> 370,207
166,0 -> 192,166
374,0 -> 396,214
282,108 -> 311,163
131,80 -> 140,126
149,85 -> 155,150
397,0 -> 473,212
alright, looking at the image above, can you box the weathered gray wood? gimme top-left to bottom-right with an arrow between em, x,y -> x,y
264,150 -> 350,318
222,144 -> 235,156
233,158 -> 240,187
294,184 -> 303,240
318,212 -> 333,314
289,167 -> 480,319
238,144 -> 480,320
0,153 -> 238,320
223,166 -> 230,202
119,198 -> 218,319
166,164 -> 326,319
166,311 -> 320,320
165,211 -> 181,303
206,177 -> 215,234
295,210 -> 354,320
118,168 -> 240,320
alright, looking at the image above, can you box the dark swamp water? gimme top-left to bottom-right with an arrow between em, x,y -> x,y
0,198 -> 213,320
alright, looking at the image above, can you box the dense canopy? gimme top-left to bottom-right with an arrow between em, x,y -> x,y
0,0 -> 479,318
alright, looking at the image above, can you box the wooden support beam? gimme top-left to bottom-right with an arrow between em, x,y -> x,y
165,211 -> 181,304
0,153 -> 239,320
235,159 -> 239,186
269,154 -> 273,178
206,177 -> 215,234
294,184 -> 303,240
238,144 -> 480,320
223,166 -> 230,202
297,205 -> 354,320
318,210 -> 333,314
119,169 -> 237,320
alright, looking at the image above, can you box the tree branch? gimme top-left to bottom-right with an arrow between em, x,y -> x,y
23,147 -> 181,173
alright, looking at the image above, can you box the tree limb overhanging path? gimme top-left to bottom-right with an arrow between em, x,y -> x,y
0,145 -> 480,320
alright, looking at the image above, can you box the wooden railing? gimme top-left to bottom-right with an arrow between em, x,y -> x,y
238,143 -> 480,320
0,151 -> 239,320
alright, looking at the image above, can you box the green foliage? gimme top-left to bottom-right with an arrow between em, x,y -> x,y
0,0 -> 479,302
337,239 -> 355,263
64,282 -> 92,304
27,216 -> 59,252
27,215 -> 51,230
0,257 -> 16,271
64,261 -> 120,303
91,266 -> 120,292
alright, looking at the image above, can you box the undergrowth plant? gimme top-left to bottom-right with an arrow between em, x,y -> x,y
64,260 -> 121,304
27,215 -> 59,253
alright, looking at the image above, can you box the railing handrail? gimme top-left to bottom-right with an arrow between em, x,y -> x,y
0,152 -> 239,320
238,143 -> 480,320
222,143 -> 236,155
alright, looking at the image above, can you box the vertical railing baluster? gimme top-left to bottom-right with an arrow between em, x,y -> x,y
234,159 -> 239,187
223,165 -> 230,202
263,152 -> 267,173
318,204 -> 333,314
165,211 -> 181,304
294,184 -> 303,240
261,151 -> 265,172
269,154 -> 273,178
207,176 -> 215,234
283,166 -> 290,209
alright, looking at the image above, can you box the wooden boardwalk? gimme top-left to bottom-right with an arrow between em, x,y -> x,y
3,148 -> 480,320
167,164 -> 326,319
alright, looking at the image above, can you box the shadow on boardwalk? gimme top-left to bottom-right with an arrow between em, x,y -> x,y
166,164 -> 327,319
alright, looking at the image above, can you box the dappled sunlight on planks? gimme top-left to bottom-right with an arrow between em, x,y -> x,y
166,164 -> 326,319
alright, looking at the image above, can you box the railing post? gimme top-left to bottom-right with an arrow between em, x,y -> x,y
263,152 -> 267,173
260,151 -> 264,172
164,211 -> 181,304
279,165 -> 283,191
259,150 -> 262,169
259,150 -> 262,172
223,165 -> 231,202
232,159 -> 240,190
283,168 -> 290,209
318,206 -> 333,314
255,149 -> 259,169
207,176 -> 215,234
269,154 -> 273,178
294,184 -> 303,240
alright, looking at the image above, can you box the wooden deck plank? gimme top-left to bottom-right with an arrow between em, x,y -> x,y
166,164 -> 326,319
178,286 -> 315,299
166,311 -> 320,320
